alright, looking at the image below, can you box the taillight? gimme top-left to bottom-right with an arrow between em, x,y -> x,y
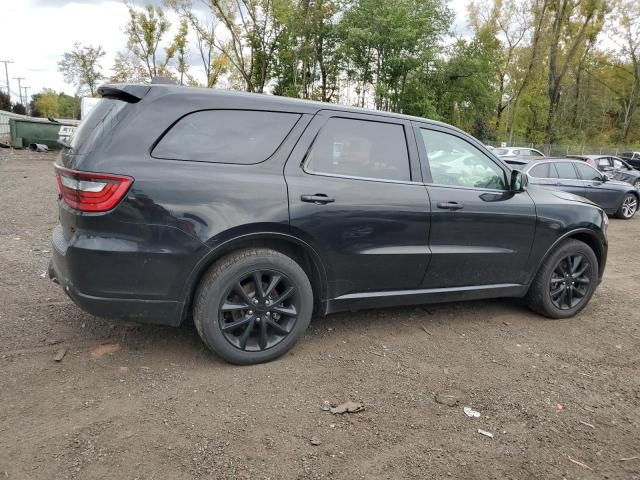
54,164 -> 133,212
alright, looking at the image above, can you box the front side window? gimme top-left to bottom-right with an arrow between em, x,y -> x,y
420,129 -> 507,190
576,163 -> 602,181
305,117 -> 410,181
597,158 -> 609,168
152,110 -> 300,164
529,163 -> 557,179
554,162 -> 578,179
612,159 -> 625,169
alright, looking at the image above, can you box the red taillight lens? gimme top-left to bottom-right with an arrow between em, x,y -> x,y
54,165 -> 133,212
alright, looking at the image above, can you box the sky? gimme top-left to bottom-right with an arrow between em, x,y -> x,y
0,0 -> 471,104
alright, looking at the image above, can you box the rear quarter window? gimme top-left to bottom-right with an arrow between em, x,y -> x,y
152,110 -> 300,164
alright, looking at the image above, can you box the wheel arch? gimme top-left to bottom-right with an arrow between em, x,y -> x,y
177,232 -> 328,325
533,228 -> 606,285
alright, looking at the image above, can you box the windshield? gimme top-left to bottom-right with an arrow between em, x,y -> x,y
68,98 -> 128,154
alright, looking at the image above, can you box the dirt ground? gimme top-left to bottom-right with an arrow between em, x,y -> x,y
0,149 -> 639,480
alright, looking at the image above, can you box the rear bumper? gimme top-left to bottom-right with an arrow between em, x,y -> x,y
49,256 -> 184,326
49,222 -> 205,327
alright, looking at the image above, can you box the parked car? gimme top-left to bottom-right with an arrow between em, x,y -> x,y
495,147 -> 545,159
49,84 -> 609,364
521,158 -> 638,219
567,154 -> 640,190
620,151 -> 640,170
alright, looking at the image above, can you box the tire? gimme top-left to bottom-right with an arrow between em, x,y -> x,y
525,239 -> 598,319
193,248 -> 313,365
633,179 -> 640,190
615,192 -> 638,219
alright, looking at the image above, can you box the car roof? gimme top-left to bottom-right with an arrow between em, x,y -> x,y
102,82 -> 459,130
520,158 -> 591,171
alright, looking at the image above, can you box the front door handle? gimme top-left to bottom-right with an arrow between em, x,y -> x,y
301,194 -> 335,205
437,201 -> 463,211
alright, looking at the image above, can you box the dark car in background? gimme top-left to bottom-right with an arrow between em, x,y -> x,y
521,158 -> 638,219
567,154 -> 640,190
620,152 -> 640,169
49,84 -> 608,364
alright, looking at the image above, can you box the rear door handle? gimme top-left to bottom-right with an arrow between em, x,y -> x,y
301,194 -> 335,205
437,201 -> 463,211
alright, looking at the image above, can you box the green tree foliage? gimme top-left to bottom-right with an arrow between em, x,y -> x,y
153,0 -> 640,145
0,91 -> 10,112
11,103 -> 26,115
57,43 -> 106,96
125,3 -> 173,81
34,89 -> 60,118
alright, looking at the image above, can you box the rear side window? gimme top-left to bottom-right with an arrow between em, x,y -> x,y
153,110 -> 300,164
69,98 -> 127,154
554,162 -> 578,179
305,117 -> 410,181
575,163 -> 602,181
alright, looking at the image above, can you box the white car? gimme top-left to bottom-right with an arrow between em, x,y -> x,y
495,147 -> 544,158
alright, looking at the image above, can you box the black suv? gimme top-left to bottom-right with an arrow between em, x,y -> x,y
50,84 -> 608,364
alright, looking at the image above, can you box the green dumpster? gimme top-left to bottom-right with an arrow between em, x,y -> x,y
9,118 -> 76,150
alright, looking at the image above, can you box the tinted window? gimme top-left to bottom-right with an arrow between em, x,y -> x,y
69,98 -> 127,154
596,158 -> 609,168
529,163 -> 556,178
420,129 -> 506,190
576,163 -> 602,181
555,162 -> 578,179
530,149 -> 544,156
305,117 -> 410,181
153,110 -> 300,164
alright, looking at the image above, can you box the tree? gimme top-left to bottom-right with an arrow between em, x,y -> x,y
0,91 -> 10,112
341,0 -> 452,111
58,93 -> 81,119
57,43 -> 106,96
34,89 -> 60,118
166,19 -> 189,85
205,0 -> 289,93
110,52 -> 149,83
11,103 -> 26,115
543,0 -> 607,146
616,0 -> 640,142
125,3 -> 173,81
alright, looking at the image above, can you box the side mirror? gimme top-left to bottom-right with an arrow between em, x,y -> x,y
601,173 -> 609,182
510,170 -> 528,192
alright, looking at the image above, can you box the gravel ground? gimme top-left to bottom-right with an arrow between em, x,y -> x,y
1,149 -> 639,480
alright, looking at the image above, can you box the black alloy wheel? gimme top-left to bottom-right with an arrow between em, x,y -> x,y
219,270 -> 299,352
548,254 -> 592,310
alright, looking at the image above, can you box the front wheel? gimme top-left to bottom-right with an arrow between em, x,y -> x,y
615,193 -> 638,219
633,179 -> 640,190
193,248 -> 313,365
526,239 -> 598,319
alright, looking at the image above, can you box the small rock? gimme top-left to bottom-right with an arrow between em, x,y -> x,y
53,348 -> 67,362
435,392 -> 460,407
330,401 -> 364,414
321,400 -> 331,411
310,437 -> 321,446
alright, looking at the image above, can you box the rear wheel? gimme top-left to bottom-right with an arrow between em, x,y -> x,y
615,193 -> 638,219
526,239 -> 598,319
194,248 -> 313,365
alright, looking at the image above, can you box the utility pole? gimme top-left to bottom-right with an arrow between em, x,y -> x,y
0,60 -> 13,100
13,77 -> 24,105
22,86 -> 30,114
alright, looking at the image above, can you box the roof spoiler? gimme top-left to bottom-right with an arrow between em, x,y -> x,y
97,84 -> 151,103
